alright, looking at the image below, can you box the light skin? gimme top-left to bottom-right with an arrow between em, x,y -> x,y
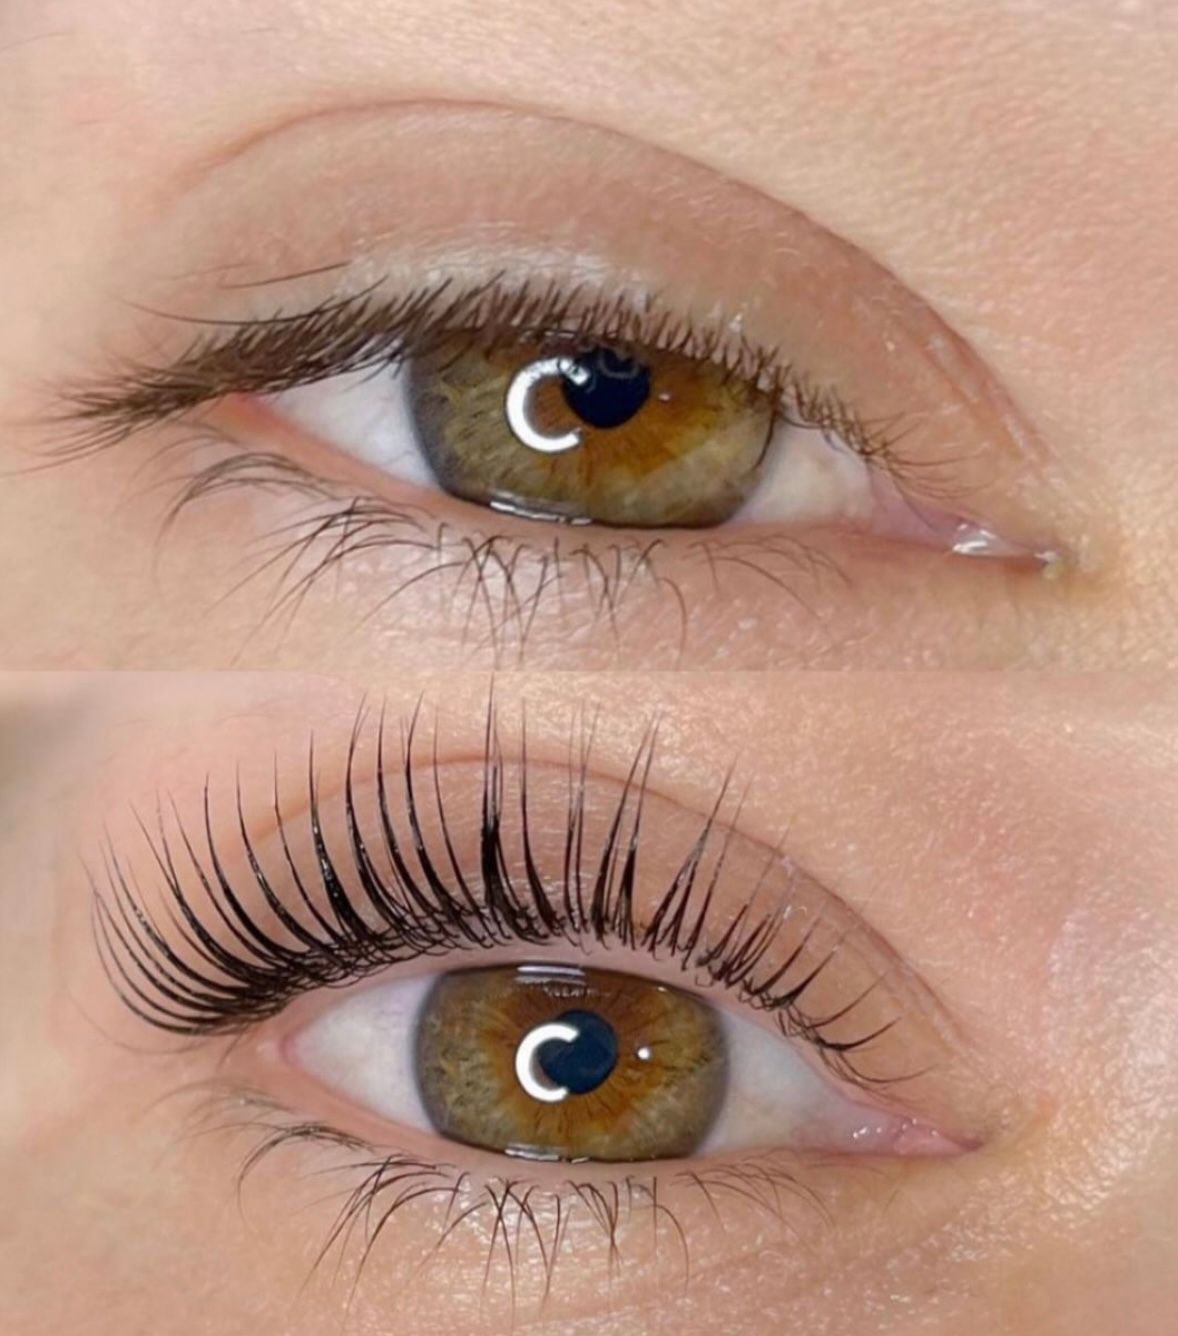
3,4 -> 1176,1332
1,0 -> 1177,667
1,673 -> 1177,1336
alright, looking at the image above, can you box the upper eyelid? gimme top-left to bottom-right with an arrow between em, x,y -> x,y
45,102 -> 1033,455
24,99 -> 1079,572
88,704 -> 944,1076
50,276 -> 889,469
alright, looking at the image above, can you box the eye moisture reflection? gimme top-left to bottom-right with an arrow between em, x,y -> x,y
416,964 -> 727,1161
409,336 -> 774,526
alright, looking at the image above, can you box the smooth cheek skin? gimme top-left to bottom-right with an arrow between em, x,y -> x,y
0,674 -> 1175,1335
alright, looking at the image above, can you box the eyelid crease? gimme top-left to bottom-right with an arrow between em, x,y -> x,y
88,697 -> 960,1113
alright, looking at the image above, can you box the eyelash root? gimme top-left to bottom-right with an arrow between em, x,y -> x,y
90,700 -> 899,1091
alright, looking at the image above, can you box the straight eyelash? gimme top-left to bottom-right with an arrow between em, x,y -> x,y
173,1083 -> 832,1306
38,274 -> 933,666
54,272 -> 905,472
154,449 -> 841,667
91,700 -> 897,1091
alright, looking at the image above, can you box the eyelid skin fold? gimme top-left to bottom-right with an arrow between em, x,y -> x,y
50,105 -> 1072,561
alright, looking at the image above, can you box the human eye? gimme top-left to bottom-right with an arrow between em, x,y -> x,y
235,280 -> 918,535
41,108 -> 1079,668
90,702 -> 1006,1320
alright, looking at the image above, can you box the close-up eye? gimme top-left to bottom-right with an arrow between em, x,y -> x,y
82,691 -> 994,1305
3,0 -> 1178,670
294,961 -> 927,1164
267,293 -> 935,536
7,95 -> 1135,670
6,672 -> 1178,1336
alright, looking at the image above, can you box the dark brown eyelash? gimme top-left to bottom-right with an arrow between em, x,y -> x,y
178,1082 -> 833,1307
90,699 -> 900,1091
151,444 -> 844,668
50,271 -> 904,472
37,272 -> 946,660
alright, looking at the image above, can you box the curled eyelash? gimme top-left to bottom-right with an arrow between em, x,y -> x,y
91,700 -> 899,1091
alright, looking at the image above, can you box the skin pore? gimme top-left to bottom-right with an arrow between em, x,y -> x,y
1,0 -> 1177,667
1,672 -> 1177,1336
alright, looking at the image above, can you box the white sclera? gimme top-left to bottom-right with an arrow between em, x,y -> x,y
270,366 -> 878,528
289,972 -> 433,1133
274,366 -> 433,487
290,971 -> 914,1156
706,1006 -> 911,1153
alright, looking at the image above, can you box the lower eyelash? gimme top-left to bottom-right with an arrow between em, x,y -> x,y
152,435 -> 848,665
184,1084 -> 833,1303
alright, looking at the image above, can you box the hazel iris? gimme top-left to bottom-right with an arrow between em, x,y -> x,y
414,963 -> 728,1161
407,336 -> 775,527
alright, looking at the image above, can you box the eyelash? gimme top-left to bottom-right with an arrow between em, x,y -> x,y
60,273 -> 899,470
48,274 -> 906,660
91,701 -> 893,1089
91,702 -> 918,1301
186,1082 -> 831,1300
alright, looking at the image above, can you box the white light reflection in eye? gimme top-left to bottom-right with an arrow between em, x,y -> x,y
513,1020 -> 580,1103
504,357 -> 591,455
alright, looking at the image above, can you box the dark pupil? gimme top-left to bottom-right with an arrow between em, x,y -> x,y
536,1008 -> 620,1096
560,347 -> 652,430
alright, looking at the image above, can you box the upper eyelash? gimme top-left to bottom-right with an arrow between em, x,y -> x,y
54,272 -> 904,471
91,700 -> 898,1090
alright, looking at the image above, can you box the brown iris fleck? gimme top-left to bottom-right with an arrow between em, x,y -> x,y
407,337 -> 776,528
415,964 -> 728,1161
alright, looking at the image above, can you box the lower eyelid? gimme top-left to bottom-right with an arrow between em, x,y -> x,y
103,413 -> 1071,674
178,1078 -> 984,1323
